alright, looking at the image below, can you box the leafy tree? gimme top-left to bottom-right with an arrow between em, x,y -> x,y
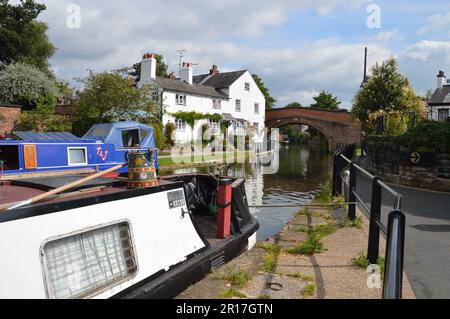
129,54 -> 169,81
351,58 -> 423,129
75,69 -> 156,126
19,93 -> 71,132
0,62 -> 58,106
252,74 -> 276,109
285,102 -> 302,108
56,80 -> 74,104
424,89 -> 434,101
0,0 -> 55,71
310,91 -> 340,110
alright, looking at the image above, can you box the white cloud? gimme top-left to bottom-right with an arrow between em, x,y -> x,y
371,29 -> 405,42
417,12 -> 450,35
36,0 -> 383,108
398,40 -> 450,92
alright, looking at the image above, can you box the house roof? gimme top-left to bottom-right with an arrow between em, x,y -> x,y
153,77 -> 228,99
429,86 -> 450,105
193,70 -> 247,88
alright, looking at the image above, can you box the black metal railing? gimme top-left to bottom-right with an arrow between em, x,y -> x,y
332,144 -> 406,299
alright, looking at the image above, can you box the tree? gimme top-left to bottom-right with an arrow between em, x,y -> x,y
0,62 -> 58,107
284,102 -> 302,108
352,58 -> 423,128
129,54 -> 169,81
0,0 -> 55,71
73,69 -> 156,135
425,89 -> 434,101
310,91 -> 340,110
19,93 -> 71,132
252,74 -> 276,109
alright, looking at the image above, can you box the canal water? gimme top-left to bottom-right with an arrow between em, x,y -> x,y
166,145 -> 331,241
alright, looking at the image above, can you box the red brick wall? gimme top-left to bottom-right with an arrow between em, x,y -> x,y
0,105 -> 21,138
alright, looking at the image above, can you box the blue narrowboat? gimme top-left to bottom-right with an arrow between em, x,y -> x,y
0,121 -> 158,178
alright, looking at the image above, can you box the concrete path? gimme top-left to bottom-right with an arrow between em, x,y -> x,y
354,170 -> 450,299
177,206 -> 394,299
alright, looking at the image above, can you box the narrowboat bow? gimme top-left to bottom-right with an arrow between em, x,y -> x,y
0,173 -> 258,299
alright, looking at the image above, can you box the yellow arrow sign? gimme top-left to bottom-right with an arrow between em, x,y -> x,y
410,151 -> 420,164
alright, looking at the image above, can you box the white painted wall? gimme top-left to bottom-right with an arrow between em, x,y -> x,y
161,71 -> 266,143
428,105 -> 450,121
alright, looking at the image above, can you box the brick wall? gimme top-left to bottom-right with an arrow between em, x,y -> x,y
364,136 -> 450,192
0,105 -> 21,138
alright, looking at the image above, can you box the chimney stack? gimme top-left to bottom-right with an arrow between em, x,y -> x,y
209,64 -> 220,75
437,70 -> 446,89
181,62 -> 193,85
168,71 -> 176,80
139,53 -> 156,86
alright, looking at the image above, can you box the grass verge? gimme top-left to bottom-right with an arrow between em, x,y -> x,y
217,288 -> 247,299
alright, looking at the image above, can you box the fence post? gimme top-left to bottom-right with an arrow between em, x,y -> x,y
382,210 -> 406,299
367,176 -> 382,264
348,162 -> 356,220
332,151 -> 342,196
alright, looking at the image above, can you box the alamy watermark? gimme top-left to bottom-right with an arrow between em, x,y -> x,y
66,4 -> 81,29
168,124 -> 280,174
366,264 -> 382,289
366,3 -> 381,29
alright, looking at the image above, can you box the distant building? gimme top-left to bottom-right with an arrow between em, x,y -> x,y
428,71 -> 450,122
137,53 -> 266,143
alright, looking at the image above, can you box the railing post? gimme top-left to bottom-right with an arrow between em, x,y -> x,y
382,210 -> 406,299
348,162 -> 356,220
332,151 -> 342,196
367,176 -> 382,264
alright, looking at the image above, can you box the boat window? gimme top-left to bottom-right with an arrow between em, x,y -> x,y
68,147 -> 87,165
139,129 -> 149,142
41,222 -> 137,299
122,129 -> 140,148
0,145 -> 20,171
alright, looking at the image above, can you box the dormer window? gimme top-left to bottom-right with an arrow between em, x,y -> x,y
176,94 -> 186,105
245,82 -> 250,91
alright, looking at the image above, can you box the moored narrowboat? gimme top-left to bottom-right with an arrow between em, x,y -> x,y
0,172 -> 258,299
0,121 -> 158,179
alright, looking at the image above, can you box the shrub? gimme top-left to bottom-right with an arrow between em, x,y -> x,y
0,62 -> 58,106
164,122 -> 176,147
396,120 -> 450,153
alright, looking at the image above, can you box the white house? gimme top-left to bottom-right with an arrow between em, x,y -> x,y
428,70 -> 450,122
137,53 -> 266,144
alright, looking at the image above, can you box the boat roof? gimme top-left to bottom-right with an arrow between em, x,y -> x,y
14,131 -> 81,141
83,121 -> 156,148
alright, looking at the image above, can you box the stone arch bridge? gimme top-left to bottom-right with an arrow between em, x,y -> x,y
265,107 -> 361,151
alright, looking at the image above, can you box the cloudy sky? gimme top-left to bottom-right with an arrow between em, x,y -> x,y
29,0 -> 450,108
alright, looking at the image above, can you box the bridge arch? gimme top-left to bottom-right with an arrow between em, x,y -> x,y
265,107 -> 361,151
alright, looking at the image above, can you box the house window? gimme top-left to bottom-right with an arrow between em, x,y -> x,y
254,103 -> 259,114
253,122 -> 259,131
438,109 -> 449,122
41,222 -> 137,299
151,90 -> 160,102
121,129 -> 140,148
235,99 -> 241,112
67,147 -> 87,166
176,119 -> 186,131
245,82 -> 250,91
208,118 -> 219,132
212,100 -> 221,109
176,94 -> 186,105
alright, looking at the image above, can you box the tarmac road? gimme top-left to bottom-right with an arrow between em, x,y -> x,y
355,171 -> 450,299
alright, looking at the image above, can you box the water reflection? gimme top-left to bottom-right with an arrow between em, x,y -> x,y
165,145 -> 331,241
